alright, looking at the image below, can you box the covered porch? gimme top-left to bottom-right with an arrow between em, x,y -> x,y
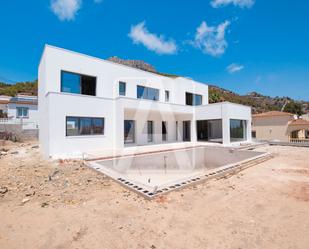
288,118 -> 309,143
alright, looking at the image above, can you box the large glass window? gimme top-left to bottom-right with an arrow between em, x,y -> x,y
124,120 -> 135,144
230,119 -> 247,142
147,121 -> 153,142
119,81 -> 126,96
66,117 -> 104,136
66,117 -> 79,136
186,92 -> 202,106
16,107 -> 29,118
197,119 -> 222,143
92,118 -> 105,134
137,85 -> 159,101
79,118 -> 92,135
61,71 -> 96,96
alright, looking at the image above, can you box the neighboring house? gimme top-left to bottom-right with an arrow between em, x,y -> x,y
302,113 -> 309,121
39,45 -> 252,158
0,95 -> 10,117
252,111 -> 309,142
0,94 -> 39,130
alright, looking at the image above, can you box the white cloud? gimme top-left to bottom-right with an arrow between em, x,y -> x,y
50,0 -> 81,21
227,63 -> 244,73
128,22 -> 177,55
193,20 -> 230,57
210,0 -> 255,8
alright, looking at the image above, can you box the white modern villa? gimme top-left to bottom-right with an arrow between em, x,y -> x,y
38,45 -> 252,158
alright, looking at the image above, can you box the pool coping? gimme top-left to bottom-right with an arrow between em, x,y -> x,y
84,148 -> 273,200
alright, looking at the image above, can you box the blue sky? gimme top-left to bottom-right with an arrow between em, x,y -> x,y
0,0 -> 308,100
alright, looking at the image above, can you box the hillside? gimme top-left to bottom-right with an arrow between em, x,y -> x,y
209,85 -> 308,115
0,80 -> 37,96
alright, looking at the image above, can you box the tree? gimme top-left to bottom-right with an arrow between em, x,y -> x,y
284,101 -> 304,116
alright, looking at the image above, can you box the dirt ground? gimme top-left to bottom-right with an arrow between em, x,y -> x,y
0,141 -> 309,249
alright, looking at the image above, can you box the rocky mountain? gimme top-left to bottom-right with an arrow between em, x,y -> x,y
107,56 -> 157,73
209,85 -> 308,115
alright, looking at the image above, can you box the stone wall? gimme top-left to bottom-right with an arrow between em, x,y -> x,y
0,124 -> 38,141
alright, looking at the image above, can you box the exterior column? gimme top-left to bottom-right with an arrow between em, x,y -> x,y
222,117 -> 230,145
191,118 -> 197,142
113,100 -> 124,152
246,119 -> 252,142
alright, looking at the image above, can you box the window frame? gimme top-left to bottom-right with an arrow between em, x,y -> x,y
147,120 -> 154,143
61,70 -> 97,96
185,92 -> 202,106
165,90 -> 170,102
124,120 -> 136,144
65,116 -> 105,137
137,85 -> 159,101
230,119 -> 247,142
16,107 -> 29,118
119,81 -> 126,96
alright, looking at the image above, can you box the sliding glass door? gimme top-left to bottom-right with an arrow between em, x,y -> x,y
230,119 -> 247,142
196,119 -> 223,143
183,121 -> 191,142
124,120 -> 135,144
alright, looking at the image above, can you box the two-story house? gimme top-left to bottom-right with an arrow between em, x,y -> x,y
38,45 -> 252,158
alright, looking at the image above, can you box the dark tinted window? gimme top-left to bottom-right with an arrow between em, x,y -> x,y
66,117 -> 104,136
137,85 -> 159,101
230,119 -> 247,142
61,71 -> 96,96
162,121 -> 167,141
119,82 -> 126,96
124,120 -> 135,144
147,121 -> 153,142
165,90 -> 170,102
79,118 -> 92,135
92,118 -> 104,134
81,75 -> 96,96
186,92 -> 202,106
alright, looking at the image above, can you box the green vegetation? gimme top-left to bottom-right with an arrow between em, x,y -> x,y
283,101 -> 304,116
209,85 -> 307,115
0,80 -> 37,96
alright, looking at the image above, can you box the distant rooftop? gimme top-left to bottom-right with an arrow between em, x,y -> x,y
289,118 -> 309,126
252,111 -> 294,118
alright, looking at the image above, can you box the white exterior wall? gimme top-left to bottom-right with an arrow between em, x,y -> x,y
195,102 -> 252,144
39,45 -> 251,158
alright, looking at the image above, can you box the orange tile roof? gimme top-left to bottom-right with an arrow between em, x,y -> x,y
0,100 -> 9,104
9,101 -> 37,105
252,111 -> 294,118
289,119 -> 309,126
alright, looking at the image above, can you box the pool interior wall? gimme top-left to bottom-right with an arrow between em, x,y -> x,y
87,146 -> 270,199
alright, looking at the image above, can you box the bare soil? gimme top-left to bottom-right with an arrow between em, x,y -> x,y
0,141 -> 309,249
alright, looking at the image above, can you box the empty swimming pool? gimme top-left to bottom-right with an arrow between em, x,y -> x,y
87,146 -> 271,198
